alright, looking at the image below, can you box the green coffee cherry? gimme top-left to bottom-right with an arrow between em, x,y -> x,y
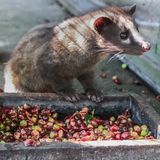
20,120 -> 27,127
102,130 -> 108,134
141,130 -> 147,137
121,64 -> 127,69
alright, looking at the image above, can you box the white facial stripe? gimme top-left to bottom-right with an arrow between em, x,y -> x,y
131,28 -> 144,44
122,38 -> 131,44
117,16 -> 144,44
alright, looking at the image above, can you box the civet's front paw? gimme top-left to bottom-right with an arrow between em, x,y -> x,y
59,89 -> 80,102
85,88 -> 104,102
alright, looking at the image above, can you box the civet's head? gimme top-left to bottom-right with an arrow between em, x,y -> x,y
93,4 -> 151,55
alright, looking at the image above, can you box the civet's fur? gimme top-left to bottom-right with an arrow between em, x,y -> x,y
4,4 -> 151,102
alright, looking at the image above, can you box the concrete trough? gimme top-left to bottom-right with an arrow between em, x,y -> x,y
0,92 -> 160,160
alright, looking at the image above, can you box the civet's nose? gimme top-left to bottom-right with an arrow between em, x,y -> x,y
142,42 -> 151,52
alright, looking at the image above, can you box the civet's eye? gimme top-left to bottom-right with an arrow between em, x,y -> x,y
120,32 -> 128,40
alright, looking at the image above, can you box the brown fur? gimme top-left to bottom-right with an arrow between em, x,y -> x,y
4,5 -> 150,102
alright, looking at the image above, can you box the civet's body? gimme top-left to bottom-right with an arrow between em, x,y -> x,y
4,5 -> 151,102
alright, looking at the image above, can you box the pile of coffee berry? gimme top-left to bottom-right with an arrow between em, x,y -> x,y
0,104 -> 154,146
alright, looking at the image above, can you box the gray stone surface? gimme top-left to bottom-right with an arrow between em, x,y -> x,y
0,0 -> 71,59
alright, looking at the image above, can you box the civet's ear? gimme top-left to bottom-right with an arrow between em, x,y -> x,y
94,17 -> 112,34
121,4 -> 136,15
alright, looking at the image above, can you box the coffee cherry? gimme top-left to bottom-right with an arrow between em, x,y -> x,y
110,117 -> 115,122
28,121 -> 34,127
54,137 -> 62,142
80,107 -> 89,115
38,120 -> 46,126
2,134 -> 7,141
31,130 -> 39,138
24,103 -> 32,111
31,108 -> 38,114
48,117 -> 54,123
115,133 -> 121,140
102,130 -> 108,134
121,64 -> 127,69
74,114 -> 81,120
73,132 -> 80,139
24,139 -> 34,146
1,107 -> 10,113
50,131 -> 58,138
70,119 -> 76,126
134,125 -> 141,134
51,112 -> 58,119
104,125 -> 110,131
141,130 -> 147,137
72,125 -> 80,131
121,132 -> 129,140
89,119 -> 98,128
5,125 -> 10,131
80,123 -> 88,130
100,73 -> 106,78
68,129 -> 75,134
21,134 -> 28,140
58,130 -> 64,138
62,138 -> 68,142
145,136 -> 154,139
42,108 -> 51,117
20,120 -> 27,127
42,115 -> 49,121
141,125 -> 148,131
76,119 -> 82,126
6,135 -> 14,142
66,132 -> 72,139
96,118 -> 104,125
120,119 -> 128,124
131,132 -> 138,139
8,107 -> 17,118
114,78 -> 121,84
0,123 -> 5,130
59,126 -> 67,133
81,136 -> 92,141
138,136 -> 144,140
18,114 -> 25,120
53,124 -> 61,131
98,125 -> 104,130
110,125 -> 119,132
97,136 -> 104,141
